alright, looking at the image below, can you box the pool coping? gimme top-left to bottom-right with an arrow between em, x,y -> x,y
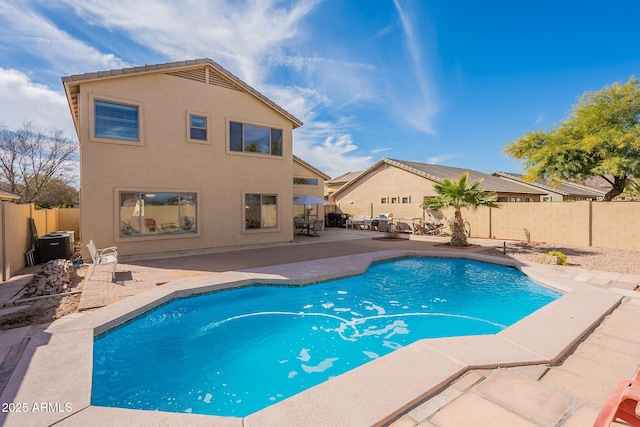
0,249 -> 623,427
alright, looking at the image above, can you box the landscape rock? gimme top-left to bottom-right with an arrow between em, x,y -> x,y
22,259 -> 75,299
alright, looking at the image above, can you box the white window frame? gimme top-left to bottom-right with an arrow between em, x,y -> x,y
186,111 -> 210,144
89,94 -> 144,146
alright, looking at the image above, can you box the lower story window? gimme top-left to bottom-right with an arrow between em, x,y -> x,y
119,192 -> 197,237
245,194 -> 277,229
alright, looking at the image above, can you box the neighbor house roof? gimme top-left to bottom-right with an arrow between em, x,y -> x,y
61,58 -> 303,136
574,176 -> 615,193
326,171 -> 363,185
332,158 -> 546,198
492,172 -> 606,198
0,189 -> 21,202
293,155 -> 331,180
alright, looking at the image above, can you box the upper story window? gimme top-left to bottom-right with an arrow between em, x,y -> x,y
95,100 -> 139,141
190,115 -> 207,141
230,122 -> 283,156
293,177 -> 318,186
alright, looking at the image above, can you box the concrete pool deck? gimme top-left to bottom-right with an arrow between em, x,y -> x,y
1,231 -> 639,426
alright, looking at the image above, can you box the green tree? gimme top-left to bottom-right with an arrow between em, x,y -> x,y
423,173 -> 499,247
505,77 -> 640,201
619,178 -> 640,199
35,178 -> 78,208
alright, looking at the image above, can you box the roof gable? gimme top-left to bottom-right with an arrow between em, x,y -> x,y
326,171 -> 362,184
62,58 -> 302,136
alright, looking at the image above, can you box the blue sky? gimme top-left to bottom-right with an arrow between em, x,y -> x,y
1,1 -> 639,179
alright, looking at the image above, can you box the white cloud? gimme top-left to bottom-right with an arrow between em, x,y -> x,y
294,133 -> 373,179
372,147 -> 392,154
425,153 -> 458,165
390,0 -> 438,135
0,68 -> 75,137
61,0 -> 319,86
273,55 -> 381,107
533,111 -> 544,127
293,118 -> 373,178
0,2 -> 130,77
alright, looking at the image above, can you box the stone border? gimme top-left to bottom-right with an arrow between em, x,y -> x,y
0,250 -> 622,427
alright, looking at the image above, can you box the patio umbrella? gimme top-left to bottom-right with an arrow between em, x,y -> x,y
293,194 -> 327,222
293,194 -> 327,205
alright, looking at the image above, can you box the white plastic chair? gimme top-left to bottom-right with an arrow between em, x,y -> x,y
86,240 -> 118,280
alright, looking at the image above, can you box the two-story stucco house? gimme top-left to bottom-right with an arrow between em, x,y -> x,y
62,59 -> 307,257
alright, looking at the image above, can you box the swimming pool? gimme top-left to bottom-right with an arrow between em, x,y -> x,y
92,257 -> 561,417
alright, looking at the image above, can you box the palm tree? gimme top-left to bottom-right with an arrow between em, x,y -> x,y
423,173 -> 499,247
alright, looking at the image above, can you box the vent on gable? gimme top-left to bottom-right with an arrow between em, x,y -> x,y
208,70 -> 242,91
167,67 -> 207,83
167,66 -> 242,91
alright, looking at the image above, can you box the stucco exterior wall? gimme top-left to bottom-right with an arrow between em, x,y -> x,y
77,71 -> 295,257
292,160 -> 327,224
333,165 -> 436,219
292,161 -> 324,200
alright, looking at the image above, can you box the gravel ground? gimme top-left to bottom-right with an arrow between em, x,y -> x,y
481,242 -> 640,275
0,267 -> 84,331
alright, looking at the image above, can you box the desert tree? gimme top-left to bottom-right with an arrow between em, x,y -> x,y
505,77 -> 640,201
0,122 -> 78,205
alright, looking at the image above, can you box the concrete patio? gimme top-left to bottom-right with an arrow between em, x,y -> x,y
1,228 -> 639,426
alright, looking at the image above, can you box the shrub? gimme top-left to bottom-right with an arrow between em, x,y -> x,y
545,250 -> 568,265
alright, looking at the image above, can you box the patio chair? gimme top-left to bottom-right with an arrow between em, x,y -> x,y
593,370 -> 640,427
348,215 -> 366,229
310,219 -> 323,236
86,240 -> 118,280
361,216 -> 372,230
294,216 -> 307,234
395,221 -> 413,234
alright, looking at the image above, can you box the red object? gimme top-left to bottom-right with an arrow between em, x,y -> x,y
144,218 -> 157,232
594,371 -> 640,427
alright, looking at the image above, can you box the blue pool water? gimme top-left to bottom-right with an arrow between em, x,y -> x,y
92,257 -> 561,417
